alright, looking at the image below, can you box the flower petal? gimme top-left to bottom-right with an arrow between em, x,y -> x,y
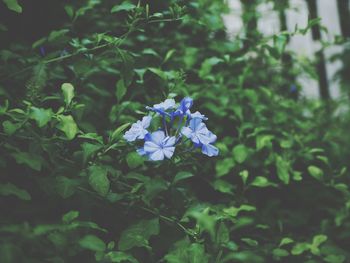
123,130 -> 138,142
163,147 -> 175,159
202,144 -> 219,157
207,132 -> 217,144
181,126 -> 193,138
150,130 -> 165,145
164,136 -> 176,147
190,118 -> 203,131
181,97 -> 193,110
144,141 -> 160,153
163,99 -> 176,109
149,149 -> 165,161
191,111 -> 208,120
137,147 -> 147,156
153,99 -> 175,110
141,115 -> 152,128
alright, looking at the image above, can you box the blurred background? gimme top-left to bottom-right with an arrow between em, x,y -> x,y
223,0 -> 349,99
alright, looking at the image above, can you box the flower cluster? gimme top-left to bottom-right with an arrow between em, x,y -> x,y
123,97 -> 219,161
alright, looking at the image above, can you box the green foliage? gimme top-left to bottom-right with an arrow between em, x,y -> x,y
79,234 -> 106,252
118,218 -> 159,251
2,0 -> 22,13
88,165 -> 110,196
1,0 -> 350,262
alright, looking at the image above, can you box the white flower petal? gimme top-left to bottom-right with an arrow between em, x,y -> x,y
149,149 -> 165,161
181,126 -> 192,138
144,141 -> 160,153
141,115 -> 152,128
202,144 -> 219,157
164,136 -> 176,147
163,99 -> 176,109
163,147 -> 175,159
150,130 -> 165,145
190,118 -> 203,131
123,131 -> 138,142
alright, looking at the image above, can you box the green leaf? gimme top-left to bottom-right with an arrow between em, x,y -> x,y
56,115 -> 78,140
78,132 -> 104,144
164,238 -> 209,263
239,170 -> 249,185
2,0 -> 22,13
11,152 -> 42,171
48,29 -> 69,42
312,234 -> 327,247
118,218 -> 159,251
324,254 -> 346,263
256,135 -> 274,150
55,176 -> 78,199
0,183 -> 31,200
64,5 -> 74,18
79,235 -> 106,252
143,178 -> 169,204
273,33 -> 288,55
251,176 -> 276,187
61,83 -> 75,106
106,251 -> 139,263
216,222 -> 230,245
148,67 -> 167,80
0,99 -> 9,115
126,152 -> 144,168
111,2 -> 136,13
116,79 -> 127,101
81,142 -> 102,164
291,242 -> 310,255
232,144 -> 249,164
215,158 -> 235,177
164,49 -> 176,63
223,205 -> 256,217
62,210 -> 79,223
187,243 -> 209,263
173,171 -> 194,184
2,120 -> 19,135
241,238 -> 258,246
275,156 -> 290,184
272,248 -> 289,258
117,49 -> 135,85
30,107 -> 53,127
308,166 -> 324,180
187,208 -> 216,239
88,165 -> 110,196
212,179 -> 234,194
279,237 -> 294,247
310,234 -> 327,255
199,57 -> 223,78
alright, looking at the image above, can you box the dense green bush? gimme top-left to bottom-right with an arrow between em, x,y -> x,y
1,0 -> 350,262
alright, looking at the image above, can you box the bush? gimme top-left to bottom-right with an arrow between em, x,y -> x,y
1,0 -> 350,262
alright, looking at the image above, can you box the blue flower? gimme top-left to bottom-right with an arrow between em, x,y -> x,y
146,98 -> 175,116
190,111 -> 208,120
123,115 -> 152,142
124,97 -> 219,160
289,84 -> 297,93
174,97 -> 193,116
181,118 -> 211,144
201,132 -> 219,157
39,46 -> 46,57
141,130 -> 176,161
181,118 -> 218,156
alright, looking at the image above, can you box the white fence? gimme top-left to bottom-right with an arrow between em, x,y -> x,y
222,0 -> 346,99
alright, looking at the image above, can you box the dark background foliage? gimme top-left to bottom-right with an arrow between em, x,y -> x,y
1,0 -> 350,262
